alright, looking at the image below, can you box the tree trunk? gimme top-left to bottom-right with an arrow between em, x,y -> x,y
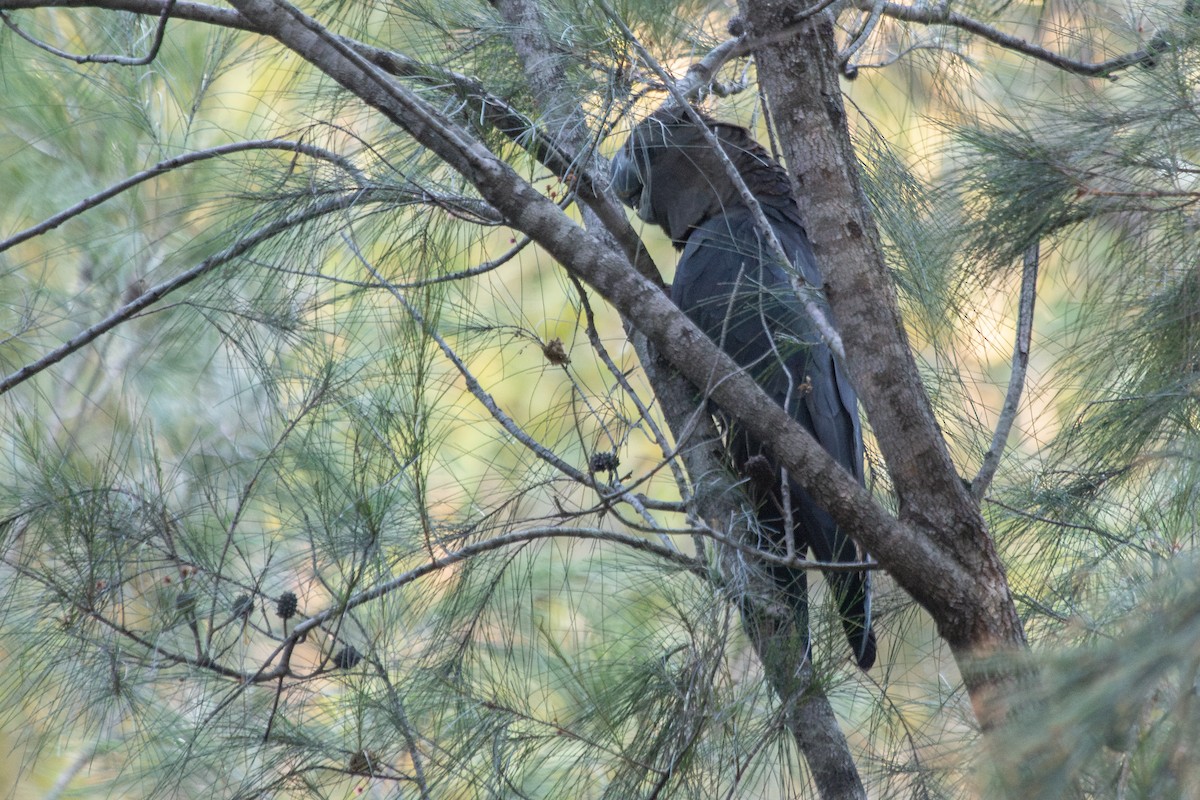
739,0 -> 1029,727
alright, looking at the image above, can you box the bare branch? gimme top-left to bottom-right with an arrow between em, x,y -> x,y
0,190 -> 371,395
0,0 -> 175,64
0,139 -> 364,254
285,525 -> 705,644
0,0 -> 250,29
268,233 -> 535,291
973,242 -> 1039,500
674,35 -> 748,98
741,0 -> 1030,729
849,0 -> 1159,77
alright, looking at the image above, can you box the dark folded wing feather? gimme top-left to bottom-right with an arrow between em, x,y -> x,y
672,207 -> 875,669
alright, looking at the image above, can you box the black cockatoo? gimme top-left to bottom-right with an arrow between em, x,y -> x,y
611,106 -> 876,670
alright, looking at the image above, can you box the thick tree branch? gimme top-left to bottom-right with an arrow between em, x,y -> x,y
488,22 -> 863,792
489,7 -> 868,791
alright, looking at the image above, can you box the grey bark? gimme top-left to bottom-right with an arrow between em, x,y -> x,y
739,0 -> 1028,726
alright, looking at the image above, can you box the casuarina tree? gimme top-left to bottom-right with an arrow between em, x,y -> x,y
1,1 -> 1198,798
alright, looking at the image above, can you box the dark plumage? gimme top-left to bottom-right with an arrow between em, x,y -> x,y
611,107 -> 876,669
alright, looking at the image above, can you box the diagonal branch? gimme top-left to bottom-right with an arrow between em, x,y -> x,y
972,242 -> 1039,500
0,190 -> 372,395
220,0 -> 951,604
849,0 -> 1163,77
0,139 -> 364,254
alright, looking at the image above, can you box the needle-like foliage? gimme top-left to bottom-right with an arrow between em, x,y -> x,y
0,0 -> 1198,797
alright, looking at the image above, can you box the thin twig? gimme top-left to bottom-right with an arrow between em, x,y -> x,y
694,518 -> 883,573
972,242 -> 1038,500
0,190 -> 372,396
568,274 -> 690,499
983,496 -> 1148,552
347,235 -> 677,544
0,0 -> 175,65
0,0 -> 252,33
281,525 -> 706,646
366,661 -> 432,798
204,397 -> 317,651
848,0 -> 1159,77
0,139 -> 364,254
164,519 -> 709,737
264,235 -> 533,291
347,239 -> 588,482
